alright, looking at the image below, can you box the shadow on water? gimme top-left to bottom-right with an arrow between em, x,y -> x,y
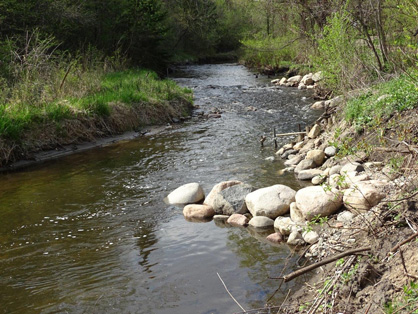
0,63 -> 321,314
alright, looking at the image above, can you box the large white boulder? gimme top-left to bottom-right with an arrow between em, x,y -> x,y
301,73 -> 314,85
166,183 -> 205,204
343,180 -> 387,212
287,75 -> 303,83
295,186 -> 343,220
246,185 -> 296,219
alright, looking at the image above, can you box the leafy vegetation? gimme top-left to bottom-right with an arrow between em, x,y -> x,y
345,77 -> 418,128
385,281 -> 418,314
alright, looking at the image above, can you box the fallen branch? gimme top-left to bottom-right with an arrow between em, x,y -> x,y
400,249 -> 418,280
217,272 -> 246,312
274,247 -> 371,282
275,131 -> 306,137
390,231 -> 418,254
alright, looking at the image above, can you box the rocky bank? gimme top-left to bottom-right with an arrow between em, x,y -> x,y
166,75 -> 418,313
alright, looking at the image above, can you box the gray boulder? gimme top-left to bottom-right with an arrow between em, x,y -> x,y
298,169 -> 323,181
284,154 -> 303,166
295,159 -> 316,174
204,180 -> 242,207
212,184 -> 253,215
282,149 -> 298,159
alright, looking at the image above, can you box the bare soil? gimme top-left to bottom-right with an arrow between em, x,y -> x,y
274,104 -> 418,313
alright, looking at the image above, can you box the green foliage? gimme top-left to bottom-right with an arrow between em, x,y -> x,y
305,214 -> 329,233
240,34 -> 298,69
345,77 -> 418,128
341,262 -> 359,285
385,282 -> 418,314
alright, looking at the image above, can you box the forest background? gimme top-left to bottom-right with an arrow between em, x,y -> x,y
1,0 -> 418,162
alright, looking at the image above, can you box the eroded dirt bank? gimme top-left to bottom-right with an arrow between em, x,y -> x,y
0,100 -> 193,171
271,87 -> 418,313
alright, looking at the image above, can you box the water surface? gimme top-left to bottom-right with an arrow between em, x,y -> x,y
0,64 -> 321,314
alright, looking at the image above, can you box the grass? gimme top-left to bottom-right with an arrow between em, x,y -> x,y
0,69 -> 193,140
345,76 -> 418,128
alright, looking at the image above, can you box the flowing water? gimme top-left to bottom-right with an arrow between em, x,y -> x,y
0,64 -> 321,314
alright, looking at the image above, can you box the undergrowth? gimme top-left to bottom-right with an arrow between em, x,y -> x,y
345,76 -> 418,129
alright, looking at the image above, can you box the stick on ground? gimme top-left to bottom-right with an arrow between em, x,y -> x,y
274,247 -> 371,283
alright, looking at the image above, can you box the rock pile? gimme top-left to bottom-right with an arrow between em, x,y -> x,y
271,72 -> 323,90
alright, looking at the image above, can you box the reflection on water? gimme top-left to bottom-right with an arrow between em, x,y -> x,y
0,64 -> 320,314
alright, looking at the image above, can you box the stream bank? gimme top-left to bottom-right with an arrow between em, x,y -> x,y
259,79 -> 418,313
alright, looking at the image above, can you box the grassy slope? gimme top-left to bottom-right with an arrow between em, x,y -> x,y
0,69 -> 193,166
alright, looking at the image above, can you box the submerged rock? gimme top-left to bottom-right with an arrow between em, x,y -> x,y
266,232 -> 284,244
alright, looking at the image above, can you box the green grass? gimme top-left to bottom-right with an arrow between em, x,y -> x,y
0,69 -> 193,140
345,76 -> 418,128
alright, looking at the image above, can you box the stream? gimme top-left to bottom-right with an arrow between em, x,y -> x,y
0,64 -> 322,314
